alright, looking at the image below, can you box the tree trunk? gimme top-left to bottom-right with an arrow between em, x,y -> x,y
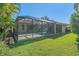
2,31 -> 6,41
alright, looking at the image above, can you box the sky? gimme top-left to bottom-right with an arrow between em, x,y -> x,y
18,3 -> 74,24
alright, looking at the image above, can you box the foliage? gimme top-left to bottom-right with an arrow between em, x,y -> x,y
70,3 -> 79,36
0,41 -> 10,55
74,3 -> 79,12
66,24 -> 71,31
41,16 -> 49,20
0,3 -> 20,41
0,3 -> 20,28
70,12 -> 79,34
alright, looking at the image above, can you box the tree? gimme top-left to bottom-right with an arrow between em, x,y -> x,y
70,3 -> 79,39
41,16 -> 49,20
0,3 -> 20,44
74,3 -> 79,12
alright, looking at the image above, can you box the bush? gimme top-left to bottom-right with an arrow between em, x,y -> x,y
0,41 -> 10,55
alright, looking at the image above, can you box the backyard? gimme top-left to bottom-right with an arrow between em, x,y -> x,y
1,33 -> 79,56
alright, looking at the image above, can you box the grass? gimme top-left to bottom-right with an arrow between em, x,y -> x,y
0,33 -> 79,56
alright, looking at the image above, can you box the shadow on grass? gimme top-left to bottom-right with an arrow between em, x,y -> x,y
9,32 -> 70,48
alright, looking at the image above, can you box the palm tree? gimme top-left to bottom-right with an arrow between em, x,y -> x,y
0,3 -> 20,43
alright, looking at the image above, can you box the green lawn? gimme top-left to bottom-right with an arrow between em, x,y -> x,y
1,33 -> 79,56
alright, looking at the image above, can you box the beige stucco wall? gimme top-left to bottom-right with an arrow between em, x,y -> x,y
18,23 -> 27,34
17,23 -> 66,34
17,21 -> 66,35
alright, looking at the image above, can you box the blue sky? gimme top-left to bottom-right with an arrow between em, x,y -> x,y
18,3 -> 74,24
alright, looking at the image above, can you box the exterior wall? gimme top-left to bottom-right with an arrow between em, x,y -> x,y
47,23 -> 54,34
56,24 -> 62,33
16,16 -> 67,36
16,16 -> 67,40
17,22 -> 66,35
62,25 -> 66,33
40,22 -> 54,35
18,23 -> 27,34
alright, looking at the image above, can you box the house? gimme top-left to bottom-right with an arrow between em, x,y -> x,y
15,16 -> 67,40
